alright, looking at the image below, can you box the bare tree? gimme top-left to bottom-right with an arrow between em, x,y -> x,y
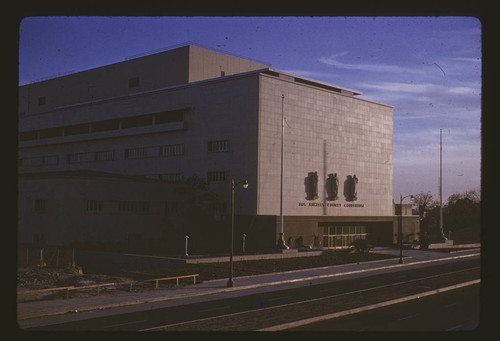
412,192 -> 437,222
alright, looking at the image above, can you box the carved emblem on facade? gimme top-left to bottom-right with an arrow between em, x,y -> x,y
348,174 -> 358,201
327,173 -> 339,201
305,171 -> 319,200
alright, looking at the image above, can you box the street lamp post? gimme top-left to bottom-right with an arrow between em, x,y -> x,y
399,194 -> 414,264
227,179 -> 248,287
242,233 -> 246,254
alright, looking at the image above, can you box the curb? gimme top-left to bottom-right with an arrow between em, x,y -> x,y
17,251 -> 480,321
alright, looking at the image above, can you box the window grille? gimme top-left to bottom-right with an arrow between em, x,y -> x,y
161,144 -> 184,157
85,200 -> 103,212
35,199 -> 47,212
207,171 -> 229,183
208,140 -> 229,153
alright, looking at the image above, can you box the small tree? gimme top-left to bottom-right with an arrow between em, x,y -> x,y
350,238 -> 373,254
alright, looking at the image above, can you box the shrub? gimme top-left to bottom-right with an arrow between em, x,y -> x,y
418,232 -> 431,250
350,238 -> 373,254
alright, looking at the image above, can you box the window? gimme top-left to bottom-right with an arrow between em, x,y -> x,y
121,114 -> 153,129
161,144 -> 184,157
208,202 -> 227,214
129,77 -> 140,88
33,233 -> 46,244
165,201 -> 179,214
39,127 -> 62,139
42,155 -> 59,165
119,201 -> 151,213
320,223 -> 368,248
38,96 -> 46,106
19,131 -> 38,141
208,140 -> 229,153
34,199 -> 47,212
221,71 -> 226,77
67,150 -> 114,163
19,157 -> 43,167
207,171 -> 229,183
65,123 -> 89,136
160,173 -> 184,184
85,200 -> 103,212
91,119 -> 120,133
95,150 -> 115,161
67,152 -> 95,164
155,110 -> 184,124
125,146 -> 160,159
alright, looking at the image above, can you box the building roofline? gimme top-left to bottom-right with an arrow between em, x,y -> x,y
125,42 -> 273,67
23,42 -> 272,86
24,66 -> 391,117
267,68 -> 362,96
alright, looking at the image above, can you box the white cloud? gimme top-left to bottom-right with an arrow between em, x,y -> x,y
359,81 -> 480,97
318,52 -> 421,74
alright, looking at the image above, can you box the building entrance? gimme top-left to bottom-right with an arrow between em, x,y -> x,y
320,222 -> 368,249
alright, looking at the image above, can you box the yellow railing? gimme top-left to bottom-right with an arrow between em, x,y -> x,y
17,274 -> 199,299
144,274 -> 199,289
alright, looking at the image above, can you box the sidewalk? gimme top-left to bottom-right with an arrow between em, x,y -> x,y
17,246 -> 480,323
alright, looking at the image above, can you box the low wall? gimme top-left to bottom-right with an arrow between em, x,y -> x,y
428,242 -> 481,249
186,249 -> 326,264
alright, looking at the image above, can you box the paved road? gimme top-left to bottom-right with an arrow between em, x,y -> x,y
288,283 -> 480,331
25,257 -> 480,331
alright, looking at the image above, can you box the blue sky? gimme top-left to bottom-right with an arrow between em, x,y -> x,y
18,16 -> 482,203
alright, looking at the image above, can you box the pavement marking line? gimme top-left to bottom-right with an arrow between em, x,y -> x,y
446,320 -> 479,331
139,269 -> 479,332
398,313 -> 419,321
198,305 -> 231,314
257,279 -> 480,331
268,295 -> 293,301
102,319 -> 148,329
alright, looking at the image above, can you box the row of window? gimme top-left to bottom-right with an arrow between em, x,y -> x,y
19,139 -> 229,167
323,234 -> 368,248
124,144 -> 184,159
321,224 -> 368,248
35,199 -> 227,214
323,225 -> 367,236
148,171 -> 229,184
19,108 -> 187,142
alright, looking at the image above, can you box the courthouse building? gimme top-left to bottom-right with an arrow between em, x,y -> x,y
18,43 -> 419,251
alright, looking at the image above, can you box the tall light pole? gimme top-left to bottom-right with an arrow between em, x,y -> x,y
399,194 -> 414,264
277,94 -> 289,249
227,179 -> 248,287
439,128 -> 445,241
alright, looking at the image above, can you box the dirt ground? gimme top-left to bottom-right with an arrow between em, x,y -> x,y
16,266 -> 142,302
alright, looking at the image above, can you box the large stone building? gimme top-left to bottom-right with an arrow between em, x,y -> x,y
18,43 -> 419,251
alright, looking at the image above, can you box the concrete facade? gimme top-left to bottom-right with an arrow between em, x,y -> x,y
18,172 -> 177,248
18,43 -> 418,250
